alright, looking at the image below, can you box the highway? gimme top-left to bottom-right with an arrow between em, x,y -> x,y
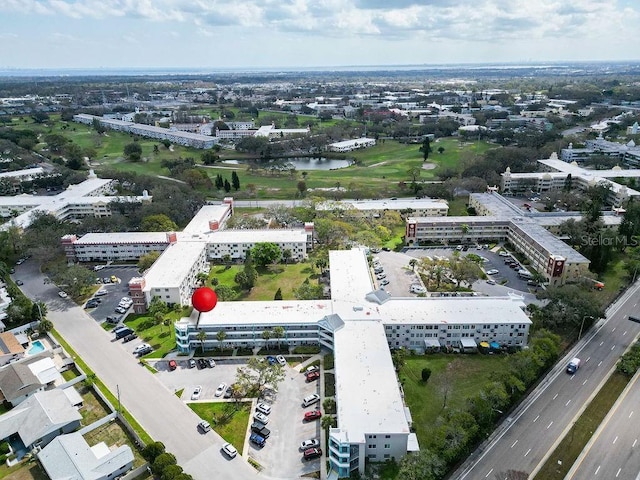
15,261 -> 277,480
566,370 -> 640,480
453,280 -> 640,480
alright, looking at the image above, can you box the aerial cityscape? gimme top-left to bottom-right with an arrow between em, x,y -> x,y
0,1 -> 640,480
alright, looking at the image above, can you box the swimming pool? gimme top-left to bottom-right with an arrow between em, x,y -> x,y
27,340 -> 45,355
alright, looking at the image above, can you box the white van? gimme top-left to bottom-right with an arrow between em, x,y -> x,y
302,393 -> 320,407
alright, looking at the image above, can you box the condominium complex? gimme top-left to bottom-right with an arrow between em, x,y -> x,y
316,198 -> 449,217
174,248 -> 531,477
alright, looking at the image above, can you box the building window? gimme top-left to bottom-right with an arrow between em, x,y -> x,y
384,444 -> 391,449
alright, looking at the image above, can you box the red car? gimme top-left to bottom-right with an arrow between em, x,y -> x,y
303,447 -> 322,460
304,410 -> 322,421
305,371 -> 320,382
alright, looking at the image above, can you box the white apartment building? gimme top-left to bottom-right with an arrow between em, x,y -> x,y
328,138 -> 376,152
317,198 -> 449,217
205,229 -> 311,262
174,248 -> 531,477
61,232 -> 172,262
73,114 -> 218,149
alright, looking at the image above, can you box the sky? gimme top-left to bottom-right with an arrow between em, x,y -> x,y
0,0 -> 639,70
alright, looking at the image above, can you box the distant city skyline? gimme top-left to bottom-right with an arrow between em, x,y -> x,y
0,0 -> 638,70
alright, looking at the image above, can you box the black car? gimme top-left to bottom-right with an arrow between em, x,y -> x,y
136,345 -> 153,356
251,422 -> 271,438
85,301 -> 99,309
224,387 -> 234,399
123,333 -> 138,343
197,358 -> 207,369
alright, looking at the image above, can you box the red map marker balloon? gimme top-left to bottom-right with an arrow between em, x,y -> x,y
192,287 -> 218,313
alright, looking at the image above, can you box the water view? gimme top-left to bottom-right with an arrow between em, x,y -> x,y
222,157 -> 353,171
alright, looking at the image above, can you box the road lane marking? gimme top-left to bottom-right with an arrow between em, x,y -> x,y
612,327 -> 616,332
616,467 -> 621,477
533,415 -> 539,422
630,411 -> 634,419
612,345 -> 616,351
598,361 -> 603,367
547,421 -> 553,429
613,436 -> 618,444
600,341 -> 604,346
511,440 -> 518,448
623,331 -> 628,336
583,379 -> 588,385
595,465 -> 601,475
633,439 -> 638,447
586,356 -> 591,362
485,468 -> 493,478
553,393 -> 558,400
566,400 -> 571,406
524,448 -> 531,457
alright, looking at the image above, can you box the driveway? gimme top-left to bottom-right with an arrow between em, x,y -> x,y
15,261 -> 265,480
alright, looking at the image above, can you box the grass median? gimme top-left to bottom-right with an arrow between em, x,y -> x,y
533,371 -> 629,480
188,402 -> 251,454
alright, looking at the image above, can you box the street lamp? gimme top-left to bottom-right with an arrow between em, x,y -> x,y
578,315 -> 595,340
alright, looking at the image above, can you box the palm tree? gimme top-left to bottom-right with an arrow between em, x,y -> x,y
37,319 -> 53,334
196,330 -> 207,354
272,326 -> 285,352
216,330 -> 226,352
261,329 -> 272,350
409,259 -> 417,272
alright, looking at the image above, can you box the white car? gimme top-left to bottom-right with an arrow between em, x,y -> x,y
191,385 -> 202,400
58,291 -> 68,298
499,251 -> 509,257
276,355 -> 286,367
256,403 -> 271,415
300,439 -> 320,450
222,443 -> 237,459
133,343 -> 151,355
254,411 -> 269,424
376,273 -> 386,280
486,279 -> 497,285
486,269 -> 499,275
198,420 -> 211,432
215,383 -> 227,397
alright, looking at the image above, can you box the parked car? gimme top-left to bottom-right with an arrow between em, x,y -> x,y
136,345 -> 152,356
106,315 -> 121,324
114,326 -> 134,340
85,300 -> 99,309
110,275 -> 118,283
16,280 -> 23,286
302,394 -> 320,407
251,422 -> 271,438
499,251 -> 509,257
215,383 -> 228,397
103,277 -> 111,284
266,355 -> 277,365
300,439 -> 320,450
207,358 -> 216,368
303,447 -> 322,460
58,291 -> 68,298
303,410 -> 322,421
191,385 -> 202,400
224,385 -> 235,399
305,365 -> 319,374
486,269 -> 499,275
168,360 -> 177,371
95,289 -> 108,296
115,306 -> 128,314
93,265 -> 105,271
376,272 -> 386,280
198,420 -> 210,432
250,432 -> 266,447
306,371 -> 320,382
197,358 -> 207,369
254,411 -> 269,424
189,359 -> 196,369
122,333 -> 138,343
133,343 -> 151,355
256,403 -> 271,415
486,279 -> 496,285
276,355 -> 286,367
222,443 -> 237,458
380,279 -> 390,286
410,285 -> 426,294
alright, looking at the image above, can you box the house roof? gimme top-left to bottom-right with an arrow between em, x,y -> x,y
0,389 -> 81,447
38,432 -> 134,480
0,361 -> 41,403
0,332 -> 24,356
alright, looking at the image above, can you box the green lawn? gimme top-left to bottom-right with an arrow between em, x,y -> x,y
208,262 -> 319,301
189,402 -> 251,454
399,354 -> 508,448
124,310 -> 189,359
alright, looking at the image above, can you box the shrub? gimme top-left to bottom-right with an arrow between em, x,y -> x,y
161,464 -> 183,480
324,353 -> 334,370
323,398 -> 336,414
0,441 -> 10,455
141,441 -> 165,462
421,367 -> 432,383
151,452 -> 176,474
292,345 -> 320,354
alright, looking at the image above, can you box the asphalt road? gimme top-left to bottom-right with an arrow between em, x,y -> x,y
453,279 -> 640,480
566,370 -> 640,480
13,261 -> 273,480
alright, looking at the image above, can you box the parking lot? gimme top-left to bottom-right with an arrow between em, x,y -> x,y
154,357 -> 322,477
371,250 -> 424,297
85,265 -> 139,325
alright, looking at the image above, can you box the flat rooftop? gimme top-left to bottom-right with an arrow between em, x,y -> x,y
329,249 -> 376,303
317,198 -> 448,212
143,241 -> 206,290
334,320 -> 410,442
205,229 -> 308,244
73,232 -> 169,245
182,204 -> 231,235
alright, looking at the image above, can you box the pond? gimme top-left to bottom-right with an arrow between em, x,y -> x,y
221,157 -> 353,171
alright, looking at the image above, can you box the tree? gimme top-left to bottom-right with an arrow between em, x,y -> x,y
297,181 -> 307,197
234,357 -> 285,397
196,330 -> 207,353
261,329 -> 272,349
37,319 -> 53,334
231,171 -> 240,191
397,449 -> 446,480
123,142 -> 142,162
409,259 -> 417,272
54,264 -> 97,298
138,251 -> 161,273
274,287 -> 283,300
216,330 -> 226,351
392,348 -> 407,371
201,150 -> 219,165
214,285 -> 235,301
32,301 -> 47,321
421,367 -> 432,383
147,296 -> 170,319
160,464 -> 184,480
420,137 -> 432,161
321,415 -> 337,430
151,452 -> 177,475
142,441 -> 166,462
437,146 -> 445,154
281,249 -> 292,264
141,214 -> 178,232
272,326 -> 285,351
223,179 -> 231,193
250,243 -> 282,267
293,279 -> 323,300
